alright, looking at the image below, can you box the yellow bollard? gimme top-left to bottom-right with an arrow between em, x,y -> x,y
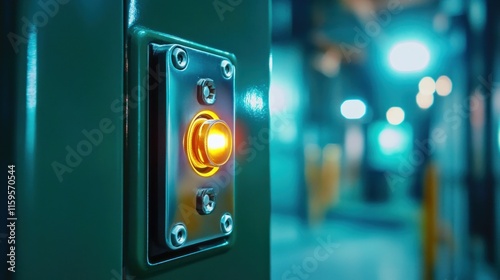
422,161 -> 439,280
304,143 -> 341,226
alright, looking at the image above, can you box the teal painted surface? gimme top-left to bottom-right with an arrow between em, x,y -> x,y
8,0 -> 269,279
125,0 -> 270,279
11,1 -> 124,279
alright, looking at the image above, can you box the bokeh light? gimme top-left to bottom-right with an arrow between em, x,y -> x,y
386,107 -> 405,125
389,41 -> 430,73
418,76 -> 436,95
416,92 -> 434,109
435,75 -> 453,96
341,99 -> 367,120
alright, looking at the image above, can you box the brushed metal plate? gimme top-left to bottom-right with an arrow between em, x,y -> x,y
148,43 -> 235,253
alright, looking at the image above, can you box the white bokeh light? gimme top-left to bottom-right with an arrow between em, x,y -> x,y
340,99 -> 367,120
389,41 -> 430,73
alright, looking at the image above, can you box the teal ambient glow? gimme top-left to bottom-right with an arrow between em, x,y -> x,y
367,121 -> 413,170
378,127 -> 408,155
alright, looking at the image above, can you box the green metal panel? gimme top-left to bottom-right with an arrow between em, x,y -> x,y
9,1 -> 124,279
6,0 -> 269,279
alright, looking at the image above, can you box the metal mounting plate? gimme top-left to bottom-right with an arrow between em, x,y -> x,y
126,28 -> 237,272
148,43 -> 235,255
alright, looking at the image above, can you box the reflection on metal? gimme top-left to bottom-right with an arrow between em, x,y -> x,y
244,91 -> 264,112
498,123 -> 500,151
25,30 -> 37,194
27,31 -> 37,110
128,0 -> 138,27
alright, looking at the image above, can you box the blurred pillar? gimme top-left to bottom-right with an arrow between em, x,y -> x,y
465,0 -> 498,269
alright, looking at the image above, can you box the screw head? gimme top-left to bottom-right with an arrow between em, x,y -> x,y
196,187 -> 216,215
220,213 -> 233,234
221,60 -> 234,79
172,47 -> 188,70
170,223 -> 187,247
197,79 -> 216,105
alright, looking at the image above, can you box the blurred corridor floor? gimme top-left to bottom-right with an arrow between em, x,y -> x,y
271,213 -> 421,280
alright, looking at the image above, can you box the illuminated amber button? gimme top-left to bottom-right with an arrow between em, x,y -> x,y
185,111 -> 232,176
196,119 -> 232,167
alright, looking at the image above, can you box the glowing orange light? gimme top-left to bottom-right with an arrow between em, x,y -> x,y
184,111 -> 232,177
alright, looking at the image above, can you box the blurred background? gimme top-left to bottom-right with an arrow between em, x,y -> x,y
269,0 -> 499,279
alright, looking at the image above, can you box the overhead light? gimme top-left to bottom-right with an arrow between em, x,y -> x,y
340,99 -> 367,120
389,40 -> 430,73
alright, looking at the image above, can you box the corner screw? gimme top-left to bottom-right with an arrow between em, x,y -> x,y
170,223 -> 187,247
221,60 -> 234,79
220,213 -> 233,234
172,47 -> 188,70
